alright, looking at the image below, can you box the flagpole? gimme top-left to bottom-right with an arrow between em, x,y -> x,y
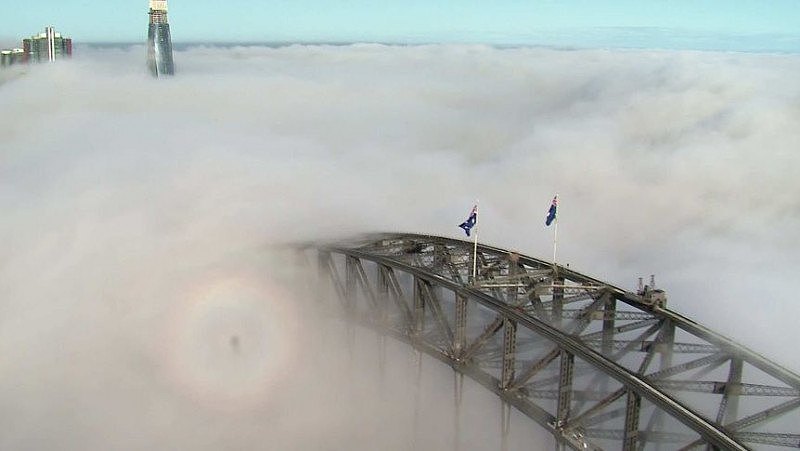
553,217 -> 558,266
472,200 -> 479,283
552,194 -> 558,271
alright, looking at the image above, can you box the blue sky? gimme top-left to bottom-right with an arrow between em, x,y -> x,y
2,0 -> 799,51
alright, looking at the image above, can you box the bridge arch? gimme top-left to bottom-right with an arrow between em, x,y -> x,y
302,233 -> 800,450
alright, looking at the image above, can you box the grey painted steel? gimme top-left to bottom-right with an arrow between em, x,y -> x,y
309,233 -> 800,450
623,390 -> 641,450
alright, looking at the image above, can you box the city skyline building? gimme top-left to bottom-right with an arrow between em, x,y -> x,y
23,26 -> 72,62
146,0 -> 174,77
0,48 -> 26,67
1,26 -> 71,68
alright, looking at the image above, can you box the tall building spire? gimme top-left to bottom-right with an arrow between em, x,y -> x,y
147,0 -> 175,77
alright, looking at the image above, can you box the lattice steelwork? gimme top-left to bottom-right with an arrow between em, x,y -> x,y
303,233 -> 800,450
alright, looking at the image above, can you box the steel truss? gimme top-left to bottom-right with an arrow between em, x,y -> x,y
303,233 -> 800,450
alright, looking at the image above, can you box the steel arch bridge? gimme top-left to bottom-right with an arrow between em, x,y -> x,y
300,233 -> 800,450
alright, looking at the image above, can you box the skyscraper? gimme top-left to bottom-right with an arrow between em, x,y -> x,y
147,0 -> 175,77
20,26 -> 72,63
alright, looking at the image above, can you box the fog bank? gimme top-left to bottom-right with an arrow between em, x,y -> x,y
1,43 -> 799,449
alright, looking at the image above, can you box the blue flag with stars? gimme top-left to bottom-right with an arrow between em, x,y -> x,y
459,205 -> 477,236
545,195 -> 558,226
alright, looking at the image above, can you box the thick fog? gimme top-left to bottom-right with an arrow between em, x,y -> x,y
1,44 -> 799,449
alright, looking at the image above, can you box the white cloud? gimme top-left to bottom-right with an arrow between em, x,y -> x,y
1,44 -> 799,448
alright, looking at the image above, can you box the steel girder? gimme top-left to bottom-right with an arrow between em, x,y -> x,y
305,233 -> 800,450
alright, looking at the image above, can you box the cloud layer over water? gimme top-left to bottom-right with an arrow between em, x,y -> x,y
1,44 -> 799,448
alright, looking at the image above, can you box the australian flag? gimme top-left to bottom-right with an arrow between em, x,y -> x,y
458,205 -> 478,237
545,195 -> 558,226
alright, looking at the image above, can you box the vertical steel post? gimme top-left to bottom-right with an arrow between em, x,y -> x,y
507,255 -> 519,305
377,266 -> 389,386
556,351 -> 575,426
501,319 -> 518,390
377,265 -> 389,324
623,390 -> 641,451
413,276 -> 426,339
500,400 -> 511,451
716,357 -> 743,425
597,293 -> 617,403
646,318 -> 676,445
345,256 -> 357,314
601,294 -> 616,356
317,251 -> 331,305
453,371 -> 464,451
454,292 -> 468,360
659,319 -> 676,372
500,301 -> 515,450
552,275 -> 565,327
